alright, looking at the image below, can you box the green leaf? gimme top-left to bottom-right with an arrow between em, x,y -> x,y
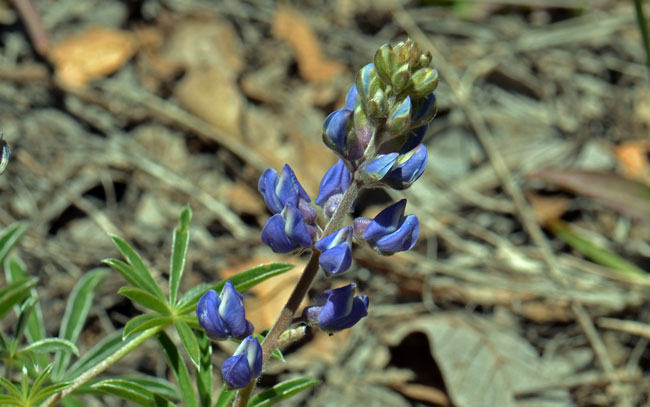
5,257 -> 46,345
30,382 -> 72,405
20,338 -> 79,356
248,377 -> 321,407
170,206 -> 191,306
177,262 -> 294,314
104,258 -> 140,288
174,319 -> 201,368
157,331 -> 198,407
0,277 -> 36,320
108,376 -> 180,401
108,235 -> 166,301
53,269 -> 108,380
0,394 -> 20,405
0,222 -> 27,266
119,286 -> 170,314
64,329 -> 122,379
550,221 -> 648,279
214,384 -> 235,407
0,376 -> 21,398
91,379 -> 174,407
13,296 -> 37,343
27,364 -> 53,400
123,313 -> 172,339
196,330 -> 212,407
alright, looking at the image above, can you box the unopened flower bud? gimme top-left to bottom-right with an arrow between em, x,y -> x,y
410,68 -> 439,99
386,96 -> 412,135
410,93 -> 437,128
373,43 -> 398,85
221,335 -> 262,389
345,85 -> 359,110
391,64 -> 412,95
322,108 -> 353,154
196,281 -> 254,340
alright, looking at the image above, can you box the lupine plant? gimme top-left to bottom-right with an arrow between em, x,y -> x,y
0,38 -> 437,407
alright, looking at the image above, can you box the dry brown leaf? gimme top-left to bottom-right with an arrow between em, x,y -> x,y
174,67 -> 243,140
272,6 -> 345,83
50,26 -> 136,88
227,183 -> 266,215
614,140 -> 650,181
526,191 -> 570,226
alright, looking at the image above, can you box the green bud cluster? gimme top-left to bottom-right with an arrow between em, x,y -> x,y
354,38 -> 439,145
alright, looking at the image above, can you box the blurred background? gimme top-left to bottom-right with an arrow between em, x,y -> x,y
1,0 -> 650,406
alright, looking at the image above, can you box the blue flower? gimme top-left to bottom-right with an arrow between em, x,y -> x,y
322,108 -> 353,153
384,144 -> 428,190
362,199 -> 419,255
345,85 -> 359,110
221,335 -> 263,389
315,159 -> 351,207
303,283 -> 369,333
315,227 -> 353,275
258,165 -> 311,214
196,281 -> 254,340
361,153 -> 398,182
261,205 -> 315,253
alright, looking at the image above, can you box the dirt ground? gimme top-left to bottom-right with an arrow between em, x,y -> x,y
1,0 -> 650,406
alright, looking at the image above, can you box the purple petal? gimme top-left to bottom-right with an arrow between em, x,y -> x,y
282,205 -> 313,248
258,169 -> 283,213
375,214 -> 419,253
222,353 -> 252,389
218,281 -> 250,338
321,295 -> 369,331
386,144 -> 428,188
323,109 -> 353,151
345,85 -> 359,110
315,227 -> 352,251
363,200 -> 407,241
197,289 -> 228,339
276,165 -> 309,207
261,214 -> 297,253
316,160 -> 351,207
319,242 -> 352,275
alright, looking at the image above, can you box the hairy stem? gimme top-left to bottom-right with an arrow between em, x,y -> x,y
234,179 -> 362,406
43,326 -> 163,407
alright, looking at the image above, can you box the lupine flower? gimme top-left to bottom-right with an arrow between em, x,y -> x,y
362,199 -> 419,255
258,165 -> 312,215
345,85 -> 359,110
303,283 -> 369,333
221,335 -> 263,389
361,153 -> 398,182
322,108 -> 353,153
261,205 -> 315,253
197,281 -> 254,340
316,159 -> 351,207
384,144 -> 428,190
315,227 -> 353,275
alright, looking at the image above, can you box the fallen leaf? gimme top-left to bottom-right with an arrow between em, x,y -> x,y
174,67 -> 244,140
384,313 -> 575,407
50,26 -> 136,88
614,140 -> 650,181
272,6 -> 345,83
529,168 -> 650,221
526,192 -> 569,225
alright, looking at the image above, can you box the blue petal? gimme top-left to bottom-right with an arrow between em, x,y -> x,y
345,85 -> 359,110
319,242 -> 352,275
258,169 -> 283,213
276,165 -> 309,207
387,144 -> 428,187
282,205 -> 313,248
363,200 -> 407,241
197,289 -> 228,339
222,353 -> 252,389
317,284 -> 355,328
218,281 -> 250,338
362,153 -> 399,181
315,227 -> 352,251
243,336 -> 263,378
411,92 -> 437,124
399,125 -> 428,155
321,295 -> 369,331
316,160 -> 351,206
261,214 -> 297,253
323,109 -> 353,151
375,214 -> 419,253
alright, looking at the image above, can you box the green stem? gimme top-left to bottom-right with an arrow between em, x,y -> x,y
43,326 -> 164,407
234,179 -> 363,407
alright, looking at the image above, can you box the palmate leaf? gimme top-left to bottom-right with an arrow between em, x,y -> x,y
174,319 -> 200,368
176,262 -> 294,314
0,222 -> 27,266
214,384 -> 235,407
5,257 -> 46,344
123,313 -> 172,339
118,286 -> 170,314
64,330 -> 123,380
170,206 -> 191,306
53,269 -> 108,380
157,331 -> 198,407
108,236 -> 166,302
90,379 -> 175,407
0,277 -> 36,320
196,330 -> 212,407
248,377 -> 321,407
20,338 -> 79,357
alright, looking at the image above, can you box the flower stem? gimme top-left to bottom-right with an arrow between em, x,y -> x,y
234,178 -> 362,406
43,326 -> 164,407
